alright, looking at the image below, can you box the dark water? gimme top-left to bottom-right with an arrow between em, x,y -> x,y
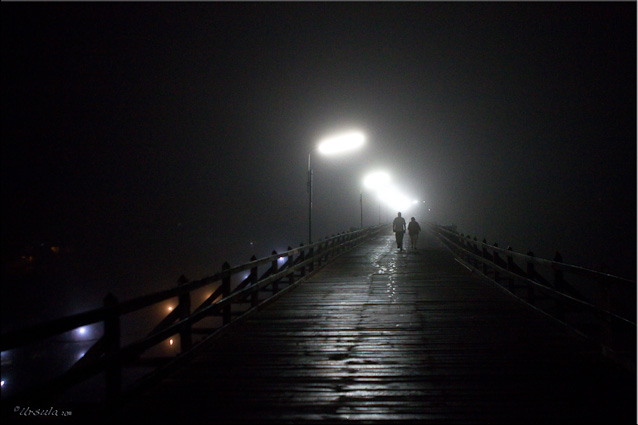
0,229 -> 296,401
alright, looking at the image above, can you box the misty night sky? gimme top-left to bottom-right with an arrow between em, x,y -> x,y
1,2 -> 636,327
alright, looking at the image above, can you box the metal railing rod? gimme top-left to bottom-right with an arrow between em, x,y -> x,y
1,224 -> 384,403
434,225 -> 635,284
433,226 -> 636,327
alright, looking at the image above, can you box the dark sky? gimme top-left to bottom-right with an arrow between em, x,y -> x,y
1,2 -> 636,323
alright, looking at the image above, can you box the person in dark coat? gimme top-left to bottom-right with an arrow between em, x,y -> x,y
392,212 -> 407,252
408,217 -> 422,250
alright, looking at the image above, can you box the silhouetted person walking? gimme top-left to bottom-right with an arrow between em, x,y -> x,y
392,212 -> 406,252
408,217 -> 421,249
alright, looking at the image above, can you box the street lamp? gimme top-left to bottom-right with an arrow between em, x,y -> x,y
363,171 -> 391,191
377,186 -> 413,212
362,171 -> 391,227
308,131 -> 365,244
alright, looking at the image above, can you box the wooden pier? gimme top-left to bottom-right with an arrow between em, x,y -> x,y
115,228 -> 635,424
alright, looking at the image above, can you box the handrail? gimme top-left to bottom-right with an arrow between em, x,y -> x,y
1,224 -> 385,404
0,228 -> 369,352
443,233 -> 635,326
434,224 -> 635,285
429,222 -> 636,371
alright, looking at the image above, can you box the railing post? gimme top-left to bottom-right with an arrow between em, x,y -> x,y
492,243 -> 501,283
506,246 -> 515,291
287,246 -> 295,285
553,251 -> 565,290
325,239 -> 331,263
466,236 -> 472,265
600,277 -> 614,349
553,251 -> 565,321
482,239 -> 489,275
298,243 -> 305,278
466,235 -> 473,264
526,251 -> 536,305
250,255 -> 258,307
308,244 -> 315,273
178,275 -> 192,352
323,239 -> 331,263
271,250 -> 279,294
222,261 -> 231,325
317,239 -> 324,266
104,293 -> 121,406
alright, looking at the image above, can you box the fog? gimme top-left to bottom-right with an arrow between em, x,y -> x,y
2,2 -> 635,332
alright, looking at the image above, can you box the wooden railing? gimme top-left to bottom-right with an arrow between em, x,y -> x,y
0,225 -> 384,406
429,223 -> 636,372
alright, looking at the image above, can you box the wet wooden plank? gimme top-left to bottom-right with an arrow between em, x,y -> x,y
116,228 -> 635,424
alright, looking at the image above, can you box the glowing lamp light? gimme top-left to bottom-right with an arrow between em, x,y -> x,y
75,326 -> 91,339
167,306 -> 173,312
363,171 -> 391,191
317,131 -> 365,155
377,186 -> 413,212
169,338 -> 174,346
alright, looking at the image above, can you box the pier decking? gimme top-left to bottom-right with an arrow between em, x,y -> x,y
116,228 -> 635,424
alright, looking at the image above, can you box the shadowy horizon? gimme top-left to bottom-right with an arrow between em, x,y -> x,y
2,2 -> 635,327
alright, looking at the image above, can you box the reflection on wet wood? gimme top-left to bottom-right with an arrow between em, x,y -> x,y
118,229 -> 636,424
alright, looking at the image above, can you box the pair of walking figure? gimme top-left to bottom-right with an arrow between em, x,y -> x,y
392,212 -> 421,251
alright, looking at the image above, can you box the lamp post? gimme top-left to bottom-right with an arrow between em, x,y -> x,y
307,153 -> 312,244
360,191 -> 363,229
308,131 -> 365,244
